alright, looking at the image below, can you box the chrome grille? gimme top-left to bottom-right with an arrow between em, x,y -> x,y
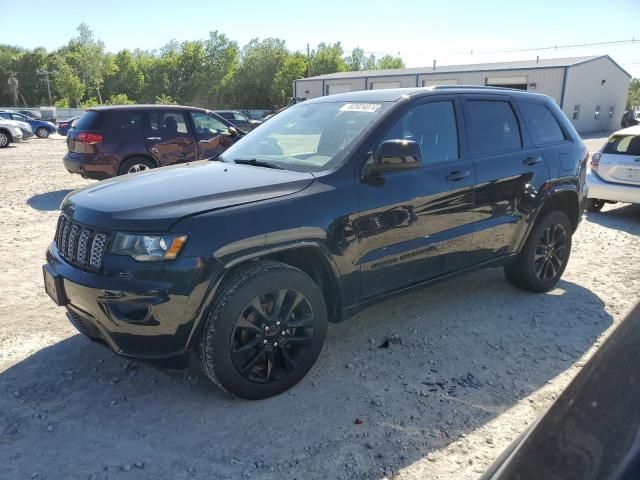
54,216 -> 110,271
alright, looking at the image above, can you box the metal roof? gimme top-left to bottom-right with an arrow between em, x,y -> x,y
300,55 -> 629,81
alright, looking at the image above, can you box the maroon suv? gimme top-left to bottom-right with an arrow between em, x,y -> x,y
64,105 -> 243,179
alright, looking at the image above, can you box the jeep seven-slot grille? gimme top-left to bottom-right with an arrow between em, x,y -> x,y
54,215 -> 109,270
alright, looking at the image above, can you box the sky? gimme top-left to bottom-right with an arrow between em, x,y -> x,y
2,0 -> 640,76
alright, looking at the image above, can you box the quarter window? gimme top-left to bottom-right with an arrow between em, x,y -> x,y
466,100 -> 522,156
519,102 -> 565,145
383,101 -> 459,164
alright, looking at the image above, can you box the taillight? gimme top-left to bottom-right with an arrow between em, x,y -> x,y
591,152 -> 601,170
76,132 -> 103,144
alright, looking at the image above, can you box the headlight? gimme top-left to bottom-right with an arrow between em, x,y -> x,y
111,233 -> 188,261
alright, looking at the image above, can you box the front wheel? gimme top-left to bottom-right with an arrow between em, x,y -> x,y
586,199 -> 606,212
35,127 -> 49,138
198,261 -> 328,400
505,211 -> 572,293
0,131 -> 9,148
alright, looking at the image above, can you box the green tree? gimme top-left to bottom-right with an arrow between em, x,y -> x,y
52,56 -> 85,107
375,55 -> 405,70
345,47 -> 376,71
63,23 -> 108,103
627,78 -> 640,110
155,93 -> 176,104
107,93 -> 135,104
309,42 -> 347,76
103,50 -> 144,101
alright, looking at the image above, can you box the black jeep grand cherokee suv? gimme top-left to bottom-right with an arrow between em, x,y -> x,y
44,87 -> 587,399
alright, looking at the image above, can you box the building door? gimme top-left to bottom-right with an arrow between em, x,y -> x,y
485,76 -> 528,91
370,81 -> 401,90
327,84 -> 352,95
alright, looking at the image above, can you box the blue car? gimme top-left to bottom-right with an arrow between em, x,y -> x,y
0,110 -> 57,138
56,116 -> 79,136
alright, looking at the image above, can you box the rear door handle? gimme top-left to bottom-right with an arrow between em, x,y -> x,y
524,156 -> 542,166
446,170 -> 471,181
147,136 -> 162,141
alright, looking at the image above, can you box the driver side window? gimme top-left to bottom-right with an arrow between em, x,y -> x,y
191,112 -> 229,137
382,101 -> 459,164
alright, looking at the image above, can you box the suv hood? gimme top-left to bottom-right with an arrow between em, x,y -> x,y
62,160 -> 315,231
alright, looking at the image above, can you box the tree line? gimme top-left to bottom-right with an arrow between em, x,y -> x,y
0,23 -> 405,110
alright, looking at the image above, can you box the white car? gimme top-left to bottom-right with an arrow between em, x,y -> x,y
586,125 -> 640,211
0,119 -> 23,148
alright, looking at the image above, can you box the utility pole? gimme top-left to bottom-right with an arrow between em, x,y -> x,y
37,70 -> 55,106
307,43 -> 311,77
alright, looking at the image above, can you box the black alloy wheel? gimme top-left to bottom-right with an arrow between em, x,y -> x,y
230,287 -> 315,383
198,261 -> 328,400
533,223 -> 568,282
504,210 -> 572,292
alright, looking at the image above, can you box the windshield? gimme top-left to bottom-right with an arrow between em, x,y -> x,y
218,101 -> 390,172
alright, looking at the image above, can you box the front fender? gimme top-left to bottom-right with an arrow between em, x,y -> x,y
183,239 -> 342,350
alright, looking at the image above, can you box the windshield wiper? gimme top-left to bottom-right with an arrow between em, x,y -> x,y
233,158 -> 285,170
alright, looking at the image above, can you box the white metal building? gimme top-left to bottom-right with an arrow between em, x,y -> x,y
294,55 -> 631,133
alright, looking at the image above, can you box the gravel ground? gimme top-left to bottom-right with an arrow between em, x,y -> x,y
1,135 -> 639,480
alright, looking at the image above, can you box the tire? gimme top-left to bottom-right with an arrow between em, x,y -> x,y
586,199 -> 605,212
0,131 -> 9,148
505,210 -> 572,293
118,157 -> 156,175
35,127 -> 49,138
198,261 -> 328,400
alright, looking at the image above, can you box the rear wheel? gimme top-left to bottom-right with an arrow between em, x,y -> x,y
586,199 -> 606,212
118,157 -> 155,175
198,261 -> 328,400
0,131 -> 9,148
35,127 -> 49,138
505,211 -> 572,292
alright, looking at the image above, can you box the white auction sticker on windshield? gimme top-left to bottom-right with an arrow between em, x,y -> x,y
339,103 -> 381,113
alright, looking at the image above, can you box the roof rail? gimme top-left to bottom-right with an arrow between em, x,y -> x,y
429,85 -> 524,92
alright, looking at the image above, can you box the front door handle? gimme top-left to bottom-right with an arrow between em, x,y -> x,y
446,170 -> 471,181
147,136 -> 162,141
524,156 -> 542,166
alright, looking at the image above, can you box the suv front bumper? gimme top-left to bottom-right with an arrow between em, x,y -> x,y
43,243 -> 214,366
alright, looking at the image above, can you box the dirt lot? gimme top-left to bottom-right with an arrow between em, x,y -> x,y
1,136 -> 639,480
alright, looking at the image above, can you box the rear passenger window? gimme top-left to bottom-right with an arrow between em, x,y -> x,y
148,111 -> 190,135
118,112 -> 143,132
466,100 -> 521,156
519,102 -> 565,145
383,101 -> 459,164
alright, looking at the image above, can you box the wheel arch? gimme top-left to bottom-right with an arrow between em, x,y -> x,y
0,128 -> 13,143
118,153 -> 159,173
185,242 -> 343,350
536,188 -> 580,232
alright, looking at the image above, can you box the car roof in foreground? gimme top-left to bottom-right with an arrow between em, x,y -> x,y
304,86 -> 550,104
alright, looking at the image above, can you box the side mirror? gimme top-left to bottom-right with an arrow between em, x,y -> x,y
366,139 -> 422,175
228,126 -> 240,136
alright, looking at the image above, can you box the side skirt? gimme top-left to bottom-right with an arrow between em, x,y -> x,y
340,254 -> 517,321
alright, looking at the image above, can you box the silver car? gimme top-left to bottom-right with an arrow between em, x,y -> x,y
586,125 -> 640,211
0,119 -> 23,147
